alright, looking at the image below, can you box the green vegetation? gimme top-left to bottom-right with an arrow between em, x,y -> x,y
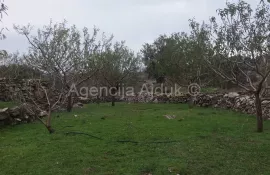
1,103 -> 270,175
201,87 -> 219,93
0,101 -> 17,108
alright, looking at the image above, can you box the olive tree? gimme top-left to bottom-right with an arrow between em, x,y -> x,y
141,33 -> 216,87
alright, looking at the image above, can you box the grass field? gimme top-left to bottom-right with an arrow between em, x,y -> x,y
0,101 -> 17,108
1,103 -> 270,175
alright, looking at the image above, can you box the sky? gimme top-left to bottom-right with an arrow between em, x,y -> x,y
0,0 -> 261,54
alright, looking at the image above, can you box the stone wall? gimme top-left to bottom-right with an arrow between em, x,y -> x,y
195,92 -> 270,120
0,103 -> 47,126
122,92 -> 270,120
0,78 -> 52,125
121,80 -> 270,118
0,78 -> 48,102
2,88 -> 270,126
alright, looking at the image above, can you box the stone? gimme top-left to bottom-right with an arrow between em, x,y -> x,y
78,97 -> 90,104
0,108 -> 9,120
164,115 -> 176,120
38,111 -> 48,118
21,103 -> 36,117
227,92 -> 240,98
249,100 -> 254,105
77,102 -> 84,107
235,102 -> 241,108
73,102 -> 84,108
0,78 -> 49,102
153,99 -> 159,104
262,101 -> 270,105
9,106 -> 21,118
15,118 -> 22,122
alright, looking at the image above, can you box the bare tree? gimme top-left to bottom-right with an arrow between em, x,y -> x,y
191,0 -> 270,132
14,20 -> 103,112
98,41 -> 140,106
19,80 -> 64,134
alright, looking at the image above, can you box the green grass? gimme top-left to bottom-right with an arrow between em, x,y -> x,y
0,101 -> 17,108
1,103 -> 270,175
201,87 -> 219,93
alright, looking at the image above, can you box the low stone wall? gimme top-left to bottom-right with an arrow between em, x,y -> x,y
195,92 -> 270,120
2,92 -> 270,126
122,92 -> 270,120
0,78 -> 48,102
0,103 -> 47,126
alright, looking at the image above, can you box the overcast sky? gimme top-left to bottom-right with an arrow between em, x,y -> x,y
0,0 -> 260,54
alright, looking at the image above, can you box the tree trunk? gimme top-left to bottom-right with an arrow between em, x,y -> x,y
111,86 -> 117,107
46,110 -> 54,134
67,95 -> 73,112
112,96 -> 115,106
255,93 -> 263,132
46,125 -> 55,134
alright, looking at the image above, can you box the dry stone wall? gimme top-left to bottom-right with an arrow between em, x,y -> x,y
0,78 -> 48,102
0,103 -> 47,126
195,92 -> 270,120
122,92 -> 270,120
0,78 -> 50,126
2,77 -> 270,126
